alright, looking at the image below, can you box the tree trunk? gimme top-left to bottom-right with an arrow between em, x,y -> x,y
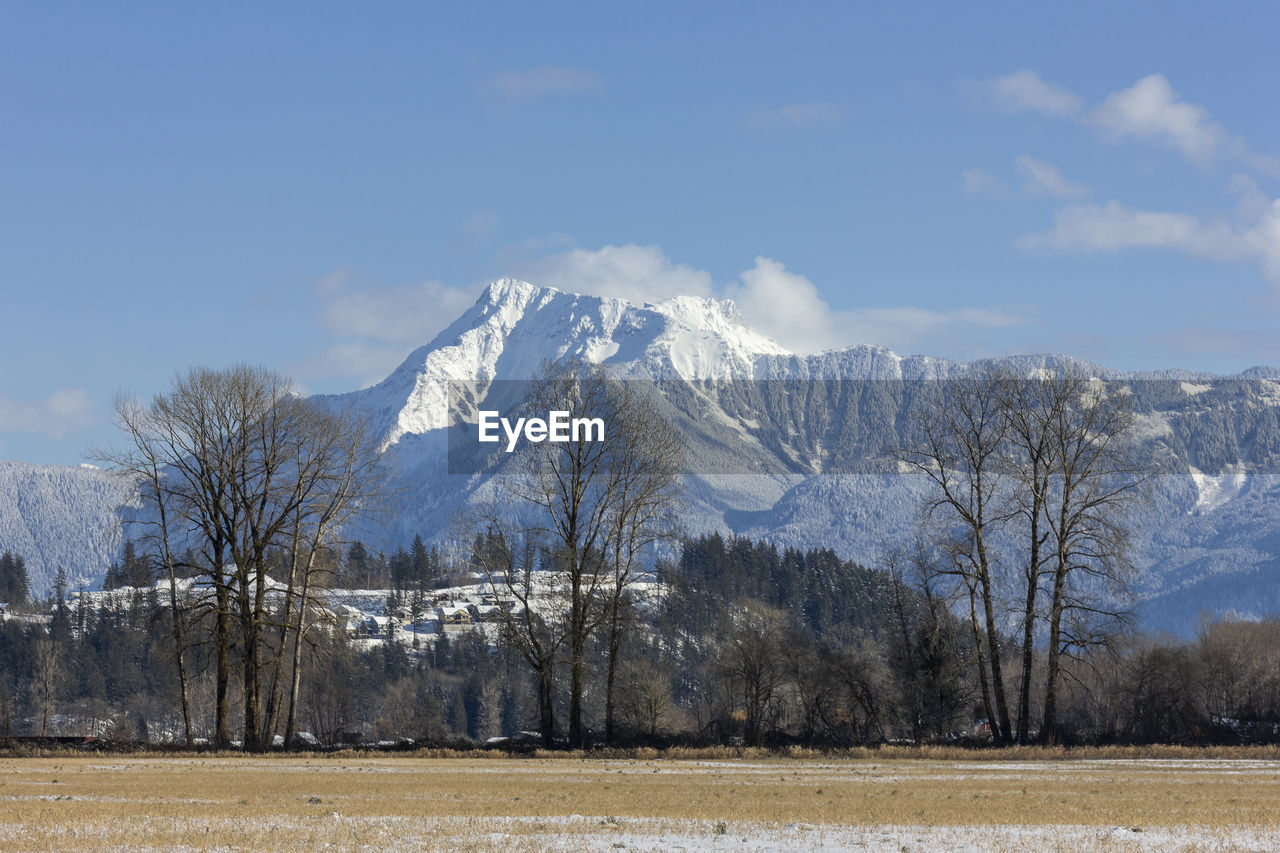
976,535 -> 1013,743
569,631 -> 585,749
604,600 -> 622,744
285,549 -> 317,747
155,491 -> 194,747
1041,561 -> 1069,744
214,582 -> 232,749
539,664 -> 556,748
1016,510 -> 1042,744
967,587 -> 997,742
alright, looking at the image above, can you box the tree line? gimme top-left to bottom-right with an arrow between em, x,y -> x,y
3,533 -> 1279,747
3,359 -> 1278,749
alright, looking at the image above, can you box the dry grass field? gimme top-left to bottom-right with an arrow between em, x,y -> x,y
1,748 -> 1278,850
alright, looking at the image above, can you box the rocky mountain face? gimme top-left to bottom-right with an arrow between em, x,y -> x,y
6,279 -> 1280,634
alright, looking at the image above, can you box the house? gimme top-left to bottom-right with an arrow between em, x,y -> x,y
332,603 -> 364,621
363,615 -> 399,638
437,605 -> 473,633
474,604 -> 504,622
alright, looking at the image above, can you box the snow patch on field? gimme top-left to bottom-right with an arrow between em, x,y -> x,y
2,814 -> 1272,852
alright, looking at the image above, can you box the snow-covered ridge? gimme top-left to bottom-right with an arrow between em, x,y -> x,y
328,278 -> 1280,456
338,279 -> 793,450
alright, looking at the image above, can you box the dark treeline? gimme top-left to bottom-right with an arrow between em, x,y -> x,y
3,535 -> 1278,748
103,536 -> 448,596
0,551 -> 28,607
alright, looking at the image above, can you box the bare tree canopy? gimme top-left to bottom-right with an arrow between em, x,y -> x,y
473,359 -> 685,747
900,366 -> 1149,744
92,364 -> 385,750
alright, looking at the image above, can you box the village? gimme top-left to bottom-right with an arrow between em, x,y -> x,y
35,570 -> 663,657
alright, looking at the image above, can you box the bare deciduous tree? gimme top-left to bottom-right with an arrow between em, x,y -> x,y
1037,369 -> 1145,742
899,372 -> 1014,742
479,359 -> 683,748
96,364 -> 383,750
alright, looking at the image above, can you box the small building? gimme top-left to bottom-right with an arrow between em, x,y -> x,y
474,604 -> 504,622
437,605 -> 472,633
363,615 -> 399,638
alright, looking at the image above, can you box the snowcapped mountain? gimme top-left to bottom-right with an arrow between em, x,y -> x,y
320,279 -> 1280,635
337,279 -> 791,450
4,278 -> 1279,635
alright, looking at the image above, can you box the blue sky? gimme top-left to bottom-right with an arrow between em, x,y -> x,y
3,2 -> 1278,466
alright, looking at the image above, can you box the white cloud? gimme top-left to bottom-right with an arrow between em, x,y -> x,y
290,341 -> 418,390
486,66 -> 603,100
299,270 -> 486,383
981,70 -> 1280,177
1016,156 -> 1090,199
0,389 -> 94,438
528,247 -> 1032,356
1229,173 -> 1271,222
1151,323 -> 1280,363
301,247 -> 1039,387
745,102 -> 844,130
1018,197 -> 1280,285
728,257 -> 1028,354
725,257 -> 841,350
1088,74 -> 1226,165
463,209 -> 498,241
515,244 -> 716,305
963,168 -> 1010,200
986,69 -> 1083,116
319,276 -> 481,342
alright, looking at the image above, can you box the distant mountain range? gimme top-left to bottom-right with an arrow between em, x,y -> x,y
5,279 -> 1280,635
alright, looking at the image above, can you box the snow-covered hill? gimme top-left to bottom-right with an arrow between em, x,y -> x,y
0,462 -> 135,597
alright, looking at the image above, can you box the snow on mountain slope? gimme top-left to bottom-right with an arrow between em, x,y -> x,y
0,462 -> 135,597
329,278 -> 791,451
1188,465 -> 1249,514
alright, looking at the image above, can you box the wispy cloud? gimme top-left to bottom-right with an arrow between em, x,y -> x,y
1016,156 -> 1090,199
1018,197 -> 1280,285
0,389 -> 94,438
963,168 -> 1010,200
745,102 -> 844,130
486,66 -> 603,100
296,269 -> 486,385
454,209 -> 500,252
982,69 -> 1280,177
985,69 -> 1083,117
978,71 -> 1280,291
1150,323 -> 1280,364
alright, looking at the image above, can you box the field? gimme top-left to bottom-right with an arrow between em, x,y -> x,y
2,749 -> 1279,850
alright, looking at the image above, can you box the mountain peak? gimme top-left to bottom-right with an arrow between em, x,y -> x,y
481,277 -> 550,306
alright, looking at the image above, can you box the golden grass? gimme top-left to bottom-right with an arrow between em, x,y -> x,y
1,753 -> 1277,850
